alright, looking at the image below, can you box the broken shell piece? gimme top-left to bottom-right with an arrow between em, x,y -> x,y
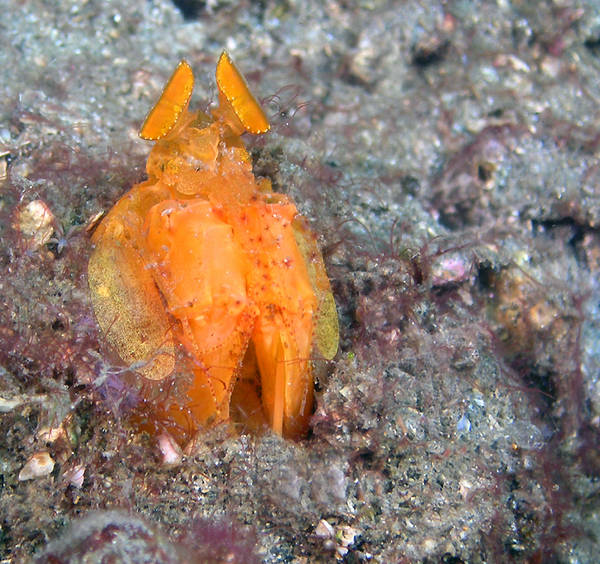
63,464 -> 85,488
37,425 -> 65,443
19,451 -> 55,480
0,395 -> 21,412
314,519 -> 359,559
431,253 -> 471,287
315,519 -> 335,538
337,525 -> 360,549
0,150 -> 8,181
85,210 -> 105,233
157,432 -> 183,466
16,200 -> 55,249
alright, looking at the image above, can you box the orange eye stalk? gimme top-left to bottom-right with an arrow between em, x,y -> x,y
89,52 -> 337,446
215,51 -> 270,134
139,60 -> 194,140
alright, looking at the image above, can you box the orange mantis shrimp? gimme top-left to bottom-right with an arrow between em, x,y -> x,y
88,52 -> 338,442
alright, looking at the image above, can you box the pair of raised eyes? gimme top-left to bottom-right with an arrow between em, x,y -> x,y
139,51 -> 270,141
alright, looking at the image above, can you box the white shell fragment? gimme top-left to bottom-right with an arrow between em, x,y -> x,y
16,199 -> 55,249
0,396 -> 21,412
0,149 -> 8,181
19,451 -> 55,481
338,525 -> 360,549
157,432 -> 183,466
315,519 -> 335,538
314,519 -> 360,559
63,464 -> 85,488
37,425 -> 65,443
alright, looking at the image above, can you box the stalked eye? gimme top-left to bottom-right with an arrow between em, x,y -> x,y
139,60 -> 194,140
215,51 -> 270,135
